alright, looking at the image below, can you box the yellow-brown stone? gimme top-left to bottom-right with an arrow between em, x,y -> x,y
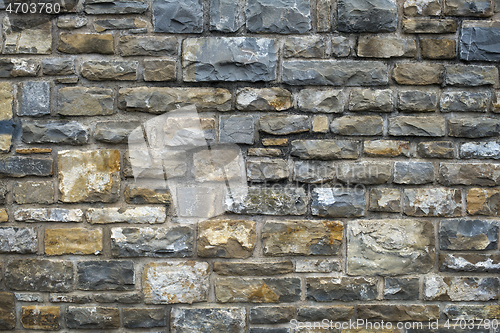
467,188 -> 500,216
0,83 -> 12,121
16,148 -> 52,154
262,138 -> 288,146
0,209 -> 8,222
58,33 -> 114,54
21,306 -> 60,330
45,228 -> 103,255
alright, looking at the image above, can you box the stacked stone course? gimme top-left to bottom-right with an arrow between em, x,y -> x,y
0,0 -> 500,331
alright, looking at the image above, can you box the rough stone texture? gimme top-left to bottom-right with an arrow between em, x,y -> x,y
369,188 -> 401,212
393,63 -> 444,85
293,160 -> 336,183
445,64 -> 497,86
337,0 -> 398,32
219,115 -> 255,144
440,253 -> 500,273
312,115 -> 329,133
66,306 -> 120,329
0,58 -> 40,77
404,188 -> 462,217
384,277 -> 419,300
461,141 -> 500,159
144,60 -> 176,81
364,140 -> 410,157
389,116 -> 446,137
358,305 -> 439,321
18,81 -> 50,117
444,0 -> 493,16
398,89 -> 439,112
237,88 -> 292,111
214,261 -> 293,276
460,21 -> 500,61
5,259 -> 73,291
143,261 -> 210,304
311,188 -> 365,217
0,156 -> 53,177
21,306 -> 60,330
424,276 -> 499,301
14,208 -> 83,222
297,306 -> 353,321
58,33 -> 114,54
306,277 -> 377,301
440,219 -> 498,250
247,158 -> 289,182
260,115 -> 309,135
291,140 -> 360,160
349,89 -> 393,112
13,181 -> 54,204
58,150 -> 120,203
420,38 -> 456,59
449,117 -> 500,138
0,227 -> 37,253
22,121 -> 89,145
81,61 -> 138,81
183,38 -> 277,82
119,35 -> 176,56
87,207 -> 166,224
85,0 -> 147,14
58,86 -> 114,116
467,188 -> 500,215
262,220 -> 343,256
284,36 -> 325,58
44,228 -> 103,255
393,161 -> 434,184
0,292 -> 16,330
403,18 -> 457,33
42,59 -> 74,75
226,187 -> 308,215
153,0 -> 202,33
358,36 -> 416,58
246,0 -> 311,33
297,89 -> 343,113
124,184 -> 172,204
404,0 -> 442,15
94,18 -> 147,32
3,19 -> 52,55
94,121 -> 140,143
347,219 -> 435,275
337,161 -> 392,184
197,219 -> 256,258
77,261 -> 134,290
250,306 -> 294,324
111,226 -> 193,257
216,277 -> 301,303
439,163 -> 500,186
440,91 -> 490,112
210,0 -> 244,32
444,304 -> 500,320
418,141 -> 455,159
123,308 -> 166,328
171,307 -> 246,333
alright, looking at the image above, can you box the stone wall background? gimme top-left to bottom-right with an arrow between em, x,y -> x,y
0,0 -> 500,331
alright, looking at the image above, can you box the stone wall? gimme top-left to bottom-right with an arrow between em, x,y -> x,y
0,0 -> 500,331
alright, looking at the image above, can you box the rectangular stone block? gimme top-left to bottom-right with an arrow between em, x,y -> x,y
57,33 -> 114,54
66,306 -> 120,329
440,91 -> 490,112
297,88 -> 343,113
389,116 -> 446,137
94,121 -> 140,143
58,86 -> 114,116
461,141 -> 500,159
347,219 -> 435,275
404,0 -> 442,15
358,305 -> 439,321
260,115 -> 309,136
85,0 -> 148,14
81,60 -> 138,81
153,0 -> 202,33
124,184 -> 171,204
291,140 -> 360,160
123,308 -> 167,328
77,261 -> 134,291
440,253 -> 500,273
0,58 -> 40,77
440,219 -> 498,250
0,227 -> 37,253
183,37 -> 277,82
393,63 -> 444,85
312,188 -> 365,217
292,160 -> 336,183
363,140 -> 410,157
216,277 -> 301,303
6,259 -> 73,292
86,207 -> 166,224
210,0 -> 244,32
439,162 -> 500,186
384,277 -> 419,300
237,88 -> 292,111
226,187 -> 308,215
444,0 -> 493,16
13,181 -> 54,204
21,306 -> 60,330
220,115 -> 255,144
420,38 -> 456,59
306,277 -> 377,301
357,36 -> 416,58
398,89 -> 439,112
424,276 -> 498,301
283,60 -> 388,86
262,220 -> 343,256
0,156 -> 52,177
337,0 -> 397,32
119,35 -> 177,56
404,188 -> 461,217
445,64 -> 497,86
349,88 -> 393,112
143,59 -> 176,81
403,18 -> 457,33
418,141 -> 454,159
337,161 -> 392,185
297,305 -> 353,321
460,21 -> 500,61
331,116 -> 384,136
246,0 -> 311,33
393,161 -> 434,185
369,188 -> 401,212
467,188 -> 500,215
284,36 -> 325,58
3,19 -> 52,54
14,208 -> 83,222
94,18 -> 147,32
18,81 -> 50,117
0,292 -> 15,330
171,308 -> 246,333
43,59 -> 74,76
44,228 -> 103,256
198,219 -> 256,258
444,304 -> 500,320
111,226 -> 193,257
449,117 -> 500,138
250,306 -> 294,324
22,121 -> 89,145
214,261 -> 293,276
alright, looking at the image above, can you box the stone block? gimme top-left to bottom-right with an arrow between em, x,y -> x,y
363,140 -> 410,157
214,261 -> 293,276
404,0 -> 442,15
444,304 -> 500,320
440,219 -> 498,250
337,0 -> 397,32
85,0 -> 147,14
22,121 -> 89,145
460,21 -> 500,61
0,227 -> 37,253
404,188 -> 461,217
66,306 -> 120,329
247,158 -> 289,182
42,58 -> 74,75
384,277 -> 419,300
119,35 -> 177,56
284,36 -> 326,58
297,88 -> 343,113
449,117 -> 500,138
94,18 -> 147,32
81,60 -> 138,81
210,0 -> 244,32
250,306 -> 294,324
87,207 -> 166,224
18,81 -> 50,116
369,188 -> 401,212
293,160 -> 336,183
21,305 -> 60,330
297,306 -> 354,321
349,88 -> 393,112
14,208 -> 83,222
440,253 -> 500,273
424,276 -> 498,301
6,259 -> 73,291
3,18 -> 52,54
0,156 -> 52,177
306,277 -> 377,301
389,116 -> 445,137
171,308 -> 246,333
418,141 -> 454,159
124,184 -> 171,204
403,18 -> 457,33
94,121 -> 140,143
393,63 -> 444,85
393,161 -> 434,185
237,88 -> 292,111
440,91 -> 490,112
246,0 -> 311,33
123,308 -> 166,328
439,162 -> 500,186
198,219 -> 256,258
311,188 -> 365,217
58,33 -> 113,54
260,115 -> 309,135
461,141 -> 500,159
13,181 -> 54,204
143,60 -> 176,81
357,36 -> 416,58
291,140 -> 360,160
153,0 -> 202,33
357,305 -> 439,321
77,261 -> 134,290
216,277 -> 301,303
337,161 -> 392,184
58,86 -> 114,116
445,64 -> 497,86
44,228 -> 103,255
0,292 -> 15,330
226,187 -> 308,215
444,0 -> 493,16
420,38 -> 456,59
467,188 -> 500,215
398,89 -> 439,112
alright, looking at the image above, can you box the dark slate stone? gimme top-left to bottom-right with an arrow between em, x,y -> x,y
123,308 -> 166,328
393,161 -> 435,185
22,121 -> 89,145
66,306 -> 120,329
42,59 -> 75,76
0,182 -> 6,204
440,253 -> 500,273
94,292 -> 142,303
0,292 -> 15,330
440,219 -> 498,250
171,308 -> 246,333
77,261 -> 135,291
0,156 -> 52,177
18,81 -> 50,117
153,0 -> 203,33
448,117 -> 500,138
338,0 -> 398,33
85,0 -> 148,14
311,188 -> 365,217
250,329 -> 289,333
246,0 -> 311,34
210,0 -> 244,32
306,277 -> 377,301
282,60 -> 388,86
384,277 -> 419,300
460,22 -> 500,62
297,306 -> 354,321
219,115 -> 255,144
249,306 -> 295,324
440,91 -> 490,112
5,259 -> 73,292
94,121 -> 140,143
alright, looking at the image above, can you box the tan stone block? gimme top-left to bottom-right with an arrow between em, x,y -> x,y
45,228 -> 103,255
21,306 -> 60,330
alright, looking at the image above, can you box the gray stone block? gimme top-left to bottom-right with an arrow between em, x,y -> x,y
153,0 -> 203,33
440,219 -> 498,250
22,121 -> 89,145
77,261 -> 135,290
246,0 -> 311,33
210,0 -> 244,32
338,0 -> 397,32
220,115 -> 255,144
312,188 -> 365,217
460,21 -> 500,61
18,81 -> 50,117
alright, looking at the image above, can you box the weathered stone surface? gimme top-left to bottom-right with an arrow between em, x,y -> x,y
58,33 -> 114,54
246,0 -> 311,33
77,261 -> 134,291
250,306 -> 294,324
171,307 -> 246,333
293,160 -> 336,183
119,87 -> 232,113
237,88 -> 292,111
144,60 -> 176,81
440,219 -> 498,250
337,161 -> 392,184
0,227 -> 37,253
214,261 -> 293,276
347,219 -> 435,275
226,187 -> 308,215
331,36 -> 352,57
13,181 -> 54,204
247,158 -> 289,182
297,260 -> 341,273
283,60 -> 388,86
369,188 -> 401,212
143,261 -> 209,304
87,207 -> 166,224
94,121 -> 139,143
0,58 -> 40,77
418,141 -> 454,158
153,0 -> 202,32
15,148 -> 51,154
364,140 -> 410,157
123,308 -> 166,328
424,276 -> 499,301
18,81 -> 50,116
317,0 -> 332,32
349,89 -> 393,112
2,18 -> 52,54
0,82 -> 12,122
460,21 -> 500,61
307,277 -> 377,301
284,36 -> 325,58
45,228 -> 102,255
461,141 -> 500,159
66,306 -> 120,329
357,305 -> 439,321
449,117 -> 500,138
404,188 -> 461,217
22,121 -> 89,145
15,293 -> 43,302
440,91 -> 490,112
248,148 -> 281,157
216,277 -> 300,303
398,89 -> 439,112
49,294 -> 91,303
0,209 -> 7,222
440,253 -> 500,273
42,59 -> 74,75
263,220 -> 343,256
119,35 -> 176,56
192,148 -> 244,182
420,38 -> 456,59
263,138 -> 289,146
312,188 -> 365,217
404,0 -> 442,15
312,116 -> 329,133
0,156 -> 52,177
297,89 -> 343,113
58,86 -> 114,116
0,292 -> 15,330
58,150 -> 120,203
57,16 -> 88,29
94,18 -> 147,32
219,115 -> 255,144
183,38 -> 277,82
81,61 -> 138,81
124,184 -> 171,204
439,163 -> 500,186
384,277 -> 419,300
14,208 -> 82,222
393,161 -> 434,185
331,116 -> 383,136
389,116 -> 445,137
94,292 -> 142,304
297,306 -> 354,321
445,65 -> 497,86
444,0 -> 493,16
358,36 -> 416,58
444,304 -> 500,320
291,140 -> 360,160
210,0 -> 244,32
6,259 -> 73,291
260,115 -> 309,135
111,226 -> 193,257
21,306 -> 60,330
197,220 -> 256,258
393,63 -> 444,85
338,0 -> 397,32
403,18 -> 457,33
467,188 -> 500,215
